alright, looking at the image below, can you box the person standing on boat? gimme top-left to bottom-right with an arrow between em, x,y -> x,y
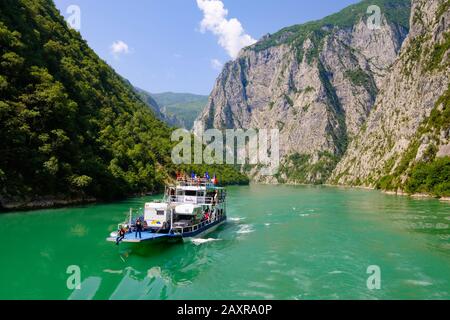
135,219 -> 143,239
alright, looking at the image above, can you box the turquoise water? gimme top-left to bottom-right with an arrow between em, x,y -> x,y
0,185 -> 449,300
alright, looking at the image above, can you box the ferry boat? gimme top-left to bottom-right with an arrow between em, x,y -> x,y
107,177 -> 227,244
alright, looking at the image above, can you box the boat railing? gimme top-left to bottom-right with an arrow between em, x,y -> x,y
171,213 -> 225,234
168,195 -> 219,205
176,177 -> 217,188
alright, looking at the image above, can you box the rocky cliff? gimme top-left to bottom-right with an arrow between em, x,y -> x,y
331,0 -> 450,197
194,0 -> 411,183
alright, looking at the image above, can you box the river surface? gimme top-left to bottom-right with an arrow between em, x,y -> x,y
1,185 -> 449,300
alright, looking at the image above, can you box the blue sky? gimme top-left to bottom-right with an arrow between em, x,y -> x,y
54,0 -> 359,95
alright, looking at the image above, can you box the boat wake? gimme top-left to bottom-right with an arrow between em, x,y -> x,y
191,238 -> 221,246
236,224 -> 255,235
229,217 -> 245,222
404,280 -> 433,287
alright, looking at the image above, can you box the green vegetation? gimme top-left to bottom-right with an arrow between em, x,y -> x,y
427,84 -> 450,134
376,85 -> 450,197
344,68 -> 377,98
150,92 -> 208,130
436,0 -> 450,20
276,152 -> 340,184
133,87 -> 168,123
284,94 -> 294,107
403,20 -> 449,75
304,86 -> 315,94
318,62 -> 348,155
0,0 -> 247,207
426,31 -> 450,72
405,157 -> 450,197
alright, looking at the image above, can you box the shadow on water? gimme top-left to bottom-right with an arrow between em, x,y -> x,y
119,240 -> 182,257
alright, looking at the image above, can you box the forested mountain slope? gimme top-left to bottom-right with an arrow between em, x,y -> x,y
151,92 -> 208,130
0,0 -> 247,210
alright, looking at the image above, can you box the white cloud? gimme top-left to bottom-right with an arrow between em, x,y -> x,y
196,0 -> 257,59
211,58 -> 224,70
110,40 -> 130,59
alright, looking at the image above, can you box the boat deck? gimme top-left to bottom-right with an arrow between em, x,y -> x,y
107,216 -> 227,244
107,231 -> 176,243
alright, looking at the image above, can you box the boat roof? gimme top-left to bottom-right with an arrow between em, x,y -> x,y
145,202 -> 168,209
174,185 -> 224,191
175,204 -> 203,215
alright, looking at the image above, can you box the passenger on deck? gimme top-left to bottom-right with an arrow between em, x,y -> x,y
213,190 -> 218,205
135,219 -> 143,239
116,227 -> 126,245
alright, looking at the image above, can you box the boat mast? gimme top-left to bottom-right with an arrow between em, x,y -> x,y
129,208 -> 132,227
170,208 -> 174,233
169,191 -> 173,233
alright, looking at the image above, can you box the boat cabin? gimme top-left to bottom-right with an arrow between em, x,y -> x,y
166,181 -> 226,206
144,202 -> 170,228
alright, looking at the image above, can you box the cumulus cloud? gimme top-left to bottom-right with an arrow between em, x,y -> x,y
110,40 -> 130,58
211,58 -> 223,70
196,0 -> 257,59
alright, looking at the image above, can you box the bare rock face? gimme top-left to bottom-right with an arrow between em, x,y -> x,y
331,0 -> 450,190
195,0 -> 410,183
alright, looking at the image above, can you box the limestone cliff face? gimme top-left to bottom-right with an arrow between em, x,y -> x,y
195,0 -> 410,183
331,0 -> 450,191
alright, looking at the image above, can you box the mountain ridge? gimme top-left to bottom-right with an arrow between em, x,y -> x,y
150,91 -> 208,130
195,0 -> 412,184
331,0 -> 450,197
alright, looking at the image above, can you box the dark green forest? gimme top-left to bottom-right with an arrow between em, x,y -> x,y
0,0 -> 247,208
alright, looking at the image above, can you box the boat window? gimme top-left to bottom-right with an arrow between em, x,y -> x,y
185,190 -> 196,196
156,210 -> 165,216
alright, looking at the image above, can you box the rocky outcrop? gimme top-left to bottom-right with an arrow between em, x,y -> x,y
331,0 -> 450,193
195,0 -> 410,183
